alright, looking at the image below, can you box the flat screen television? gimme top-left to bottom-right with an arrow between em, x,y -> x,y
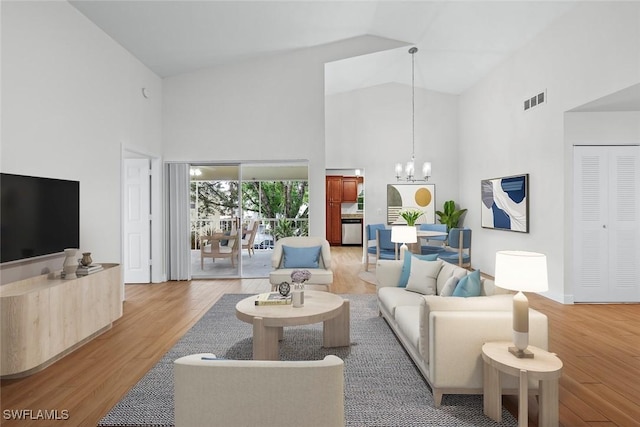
1,173 -> 80,264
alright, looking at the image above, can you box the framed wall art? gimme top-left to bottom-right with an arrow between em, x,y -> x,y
481,174 -> 529,233
386,184 -> 436,225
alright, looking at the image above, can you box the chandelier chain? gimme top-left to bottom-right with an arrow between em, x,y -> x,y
412,47 -> 415,160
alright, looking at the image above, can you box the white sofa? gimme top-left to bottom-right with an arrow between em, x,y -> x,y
269,236 -> 333,291
376,258 -> 549,406
174,354 -> 344,427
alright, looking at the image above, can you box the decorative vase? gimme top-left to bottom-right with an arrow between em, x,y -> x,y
79,252 -> 93,267
292,282 -> 304,308
62,248 -> 78,279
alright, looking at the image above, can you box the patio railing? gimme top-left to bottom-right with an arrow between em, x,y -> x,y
190,218 -> 308,250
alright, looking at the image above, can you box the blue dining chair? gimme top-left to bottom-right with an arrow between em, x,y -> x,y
376,229 -> 398,263
365,224 -> 387,271
419,223 -> 448,255
438,228 -> 472,268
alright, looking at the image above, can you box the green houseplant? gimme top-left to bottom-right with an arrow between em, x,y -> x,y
399,208 -> 425,226
436,200 -> 467,231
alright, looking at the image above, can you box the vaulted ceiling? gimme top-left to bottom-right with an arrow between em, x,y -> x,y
69,1 -> 577,95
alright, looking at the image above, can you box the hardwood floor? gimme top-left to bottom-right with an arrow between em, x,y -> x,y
1,246 -> 638,426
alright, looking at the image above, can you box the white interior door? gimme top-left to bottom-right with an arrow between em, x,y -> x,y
573,146 -> 639,302
124,158 -> 151,283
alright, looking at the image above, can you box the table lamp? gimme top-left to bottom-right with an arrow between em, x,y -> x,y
494,250 -> 548,358
391,226 -> 417,260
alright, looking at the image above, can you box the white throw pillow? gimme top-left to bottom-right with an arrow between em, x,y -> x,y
440,275 -> 459,296
406,259 -> 443,295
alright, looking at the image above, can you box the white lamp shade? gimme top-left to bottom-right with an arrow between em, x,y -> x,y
391,226 -> 417,244
494,251 -> 548,292
422,162 -> 431,178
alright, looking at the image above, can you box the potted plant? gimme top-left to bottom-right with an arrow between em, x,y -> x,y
399,208 -> 425,226
435,200 -> 467,231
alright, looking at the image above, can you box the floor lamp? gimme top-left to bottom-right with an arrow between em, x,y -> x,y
494,250 -> 548,358
391,226 -> 417,260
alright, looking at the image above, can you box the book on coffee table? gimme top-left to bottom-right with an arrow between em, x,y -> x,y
254,292 -> 292,306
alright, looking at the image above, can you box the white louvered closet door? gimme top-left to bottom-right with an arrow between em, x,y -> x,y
573,146 -> 639,302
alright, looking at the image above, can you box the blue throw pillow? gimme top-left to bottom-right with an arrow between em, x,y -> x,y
452,269 -> 482,297
282,245 -> 321,268
398,253 -> 439,287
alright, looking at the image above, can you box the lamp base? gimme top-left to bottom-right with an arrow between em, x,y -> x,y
509,346 -> 534,358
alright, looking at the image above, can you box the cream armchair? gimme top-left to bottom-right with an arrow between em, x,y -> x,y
174,354 -> 345,427
269,236 -> 333,291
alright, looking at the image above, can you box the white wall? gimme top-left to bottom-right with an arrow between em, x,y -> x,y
1,1 -> 162,284
325,83 -> 459,226
162,36 -> 407,237
565,112 -> 640,146
458,2 -> 640,302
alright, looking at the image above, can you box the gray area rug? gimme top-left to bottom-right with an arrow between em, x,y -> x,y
99,294 -> 516,426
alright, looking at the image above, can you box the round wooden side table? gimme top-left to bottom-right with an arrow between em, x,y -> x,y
482,341 -> 563,427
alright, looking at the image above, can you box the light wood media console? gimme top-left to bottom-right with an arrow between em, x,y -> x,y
0,264 -> 123,378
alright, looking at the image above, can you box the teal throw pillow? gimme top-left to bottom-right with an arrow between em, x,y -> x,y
282,245 -> 321,268
452,269 -> 482,297
398,253 -> 439,287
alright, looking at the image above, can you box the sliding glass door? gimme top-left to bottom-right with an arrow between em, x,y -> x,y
190,162 -> 308,279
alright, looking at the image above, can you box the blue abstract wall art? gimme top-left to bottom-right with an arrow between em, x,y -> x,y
481,174 -> 529,233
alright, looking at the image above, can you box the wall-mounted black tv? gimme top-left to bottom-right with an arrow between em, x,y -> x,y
1,173 -> 80,264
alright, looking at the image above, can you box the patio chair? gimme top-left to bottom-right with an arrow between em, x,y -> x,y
200,229 -> 241,268
241,220 -> 259,257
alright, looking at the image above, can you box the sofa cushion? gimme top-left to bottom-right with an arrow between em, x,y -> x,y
398,253 -> 439,287
378,287 -> 424,317
282,245 -> 321,268
453,270 -> 482,297
436,262 -> 468,294
439,275 -> 459,297
406,259 -> 443,295
394,306 -> 421,351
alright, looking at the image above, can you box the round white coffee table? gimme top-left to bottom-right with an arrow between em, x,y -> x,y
235,290 -> 350,360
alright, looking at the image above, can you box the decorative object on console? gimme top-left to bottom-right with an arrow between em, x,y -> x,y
494,250 -> 548,358
391,226 -> 417,260
481,174 -> 529,233
435,200 -> 467,231
61,248 -> 78,279
76,264 -> 104,276
79,252 -> 93,267
387,184 -> 435,225
394,47 -> 431,183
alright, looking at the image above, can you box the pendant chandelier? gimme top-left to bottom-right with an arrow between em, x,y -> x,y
395,47 -> 431,182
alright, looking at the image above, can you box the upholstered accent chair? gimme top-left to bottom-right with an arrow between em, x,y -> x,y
269,236 -> 333,291
174,354 -> 345,427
